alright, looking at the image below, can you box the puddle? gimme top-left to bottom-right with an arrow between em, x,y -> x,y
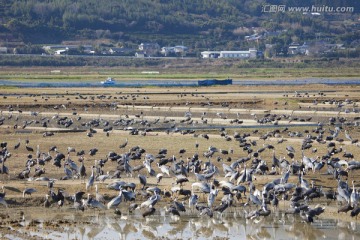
6,207 -> 360,240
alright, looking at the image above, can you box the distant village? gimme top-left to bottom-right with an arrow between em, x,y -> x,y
0,36 -> 352,60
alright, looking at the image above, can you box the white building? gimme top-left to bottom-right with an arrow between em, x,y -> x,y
135,52 -> 145,58
200,51 -> 221,58
161,45 -> 188,56
174,45 -> 188,53
0,47 -> 8,54
288,42 -> 309,55
138,43 -> 160,51
201,48 -> 257,59
54,49 -> 67,55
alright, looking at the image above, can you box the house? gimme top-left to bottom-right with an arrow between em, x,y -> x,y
0,47 -> 7,54
139,43 -> 160,51
288,42 -> 310,55
174,45 -> 188,54
220,51 -> 250,58
200,51 -> 221,58
300,43 -> 310,55
109,47 -> 134,55
82,45 -> 94,54
43,45 -> 77,51
138,43 -> 160,56
160,45 -> 189,56
201,49 -> 258,59
43,45 -> 78,55
135,52 -> 145,58
54,49 -> 67,55
288,42 -> 301,55
288,41 -> 346,56
161,47 -> 175,56
307,41 -> 345,56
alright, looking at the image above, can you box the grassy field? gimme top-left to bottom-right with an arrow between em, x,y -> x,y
0,65 -> 360,82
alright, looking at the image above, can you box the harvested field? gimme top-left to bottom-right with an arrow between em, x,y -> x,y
0,84 -> 360,239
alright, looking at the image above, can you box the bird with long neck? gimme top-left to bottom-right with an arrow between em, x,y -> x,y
44,194 -> 51,208
79,157 -> 86,182
86,166 -> 95,191
0,186 -> 5,199
351,180 -> 359,208
36,145 -> 40,159
14,138 -> 20,150
95,184 -> 105,204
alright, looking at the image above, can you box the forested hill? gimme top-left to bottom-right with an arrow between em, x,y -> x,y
1,0 -> 359,50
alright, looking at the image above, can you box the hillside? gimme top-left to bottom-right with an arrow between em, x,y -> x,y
0,0 -> 359,53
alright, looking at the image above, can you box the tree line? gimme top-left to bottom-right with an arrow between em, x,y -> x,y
1,0 -> 359,52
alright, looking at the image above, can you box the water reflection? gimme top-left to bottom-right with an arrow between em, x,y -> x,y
16,208 -> 360,240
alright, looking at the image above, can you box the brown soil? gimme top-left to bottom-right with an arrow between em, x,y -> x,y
0,84 -> 360,239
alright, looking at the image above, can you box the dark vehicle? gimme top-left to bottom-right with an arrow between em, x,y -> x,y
198,78 -> 232,86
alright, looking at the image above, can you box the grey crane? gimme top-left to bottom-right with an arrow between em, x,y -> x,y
345,130 -> 353,142
128,203 -> 138,213
337,204 -> 353,213
25,142 -> 34,152
140,191 -> 161,208
0,195 -> 8,208
119,138 -> 128,149
350,180 -> 359,208
63,165 -> 73,179
143,159 -> 156,177
173,199 -> 186,212
142,205 -> 156,218
95,184 -> 105,204
67,146 -> 76,154
193,169 -> 206,182
164,205 -> 180,216
191,182 -> 211,194
175,174 -> 189,186
351,207 -> 360,218
23,188 -> 37,198
79,158 -> 86,181
65,157 -> 78,174
138,174 -> 147,190
107,189 -> 123,209
157,163 -> 170,176
156,173 -> 163,184
337,179 -> 350,204
85,193 -> 105,209
123,154 -> 133,177
189,194 -> 199,210
122,189 -> 136,202
207,188 -> 219,208
217,201 -> 231,218
14,138 -> 20,150
43,194 -> 51,208
237,164 -> 247,185
198,206 -> 213,218
247,190 -> 262,207
0,187 -> 8,207
97,171 -> 110,183
85,166 -> 95,191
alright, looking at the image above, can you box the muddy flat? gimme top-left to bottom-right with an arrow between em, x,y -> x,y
0,84 -> 360,239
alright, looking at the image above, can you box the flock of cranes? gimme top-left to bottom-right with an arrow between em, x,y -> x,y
0,121 -> 359,224
0,89 -> 360,238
